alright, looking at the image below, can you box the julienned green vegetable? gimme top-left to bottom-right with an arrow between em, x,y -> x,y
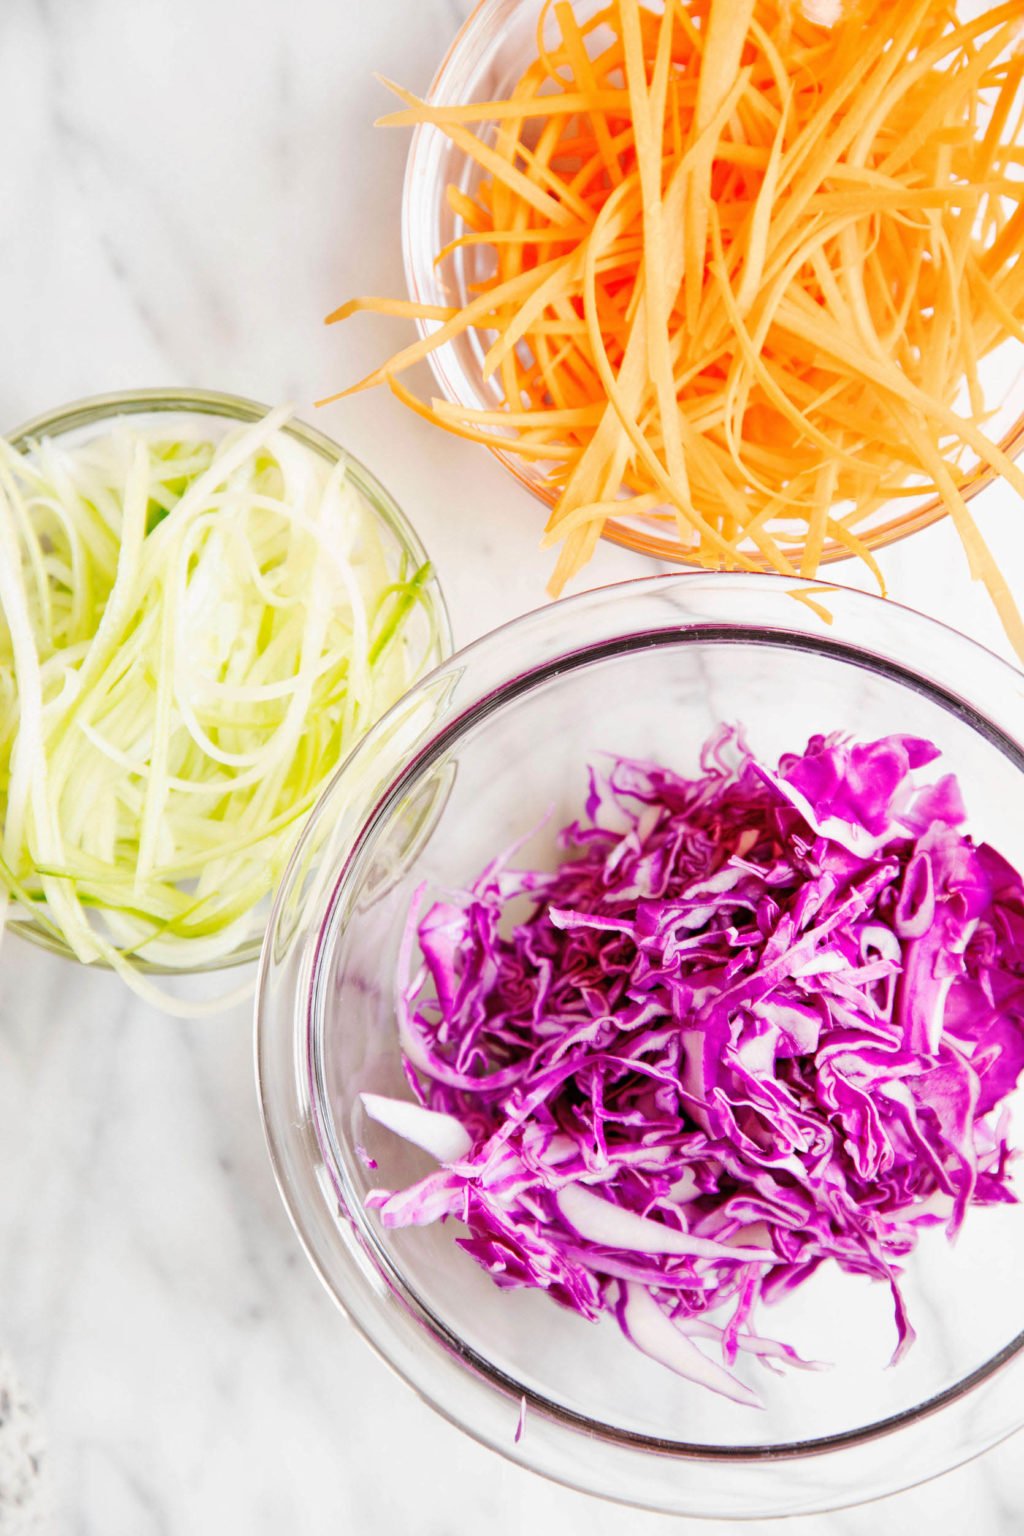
0,405 -> 437,1014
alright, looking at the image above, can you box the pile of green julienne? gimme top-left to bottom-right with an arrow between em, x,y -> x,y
0,405 -> 437,1014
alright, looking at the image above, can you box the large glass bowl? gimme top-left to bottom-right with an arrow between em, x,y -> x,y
3,387 -> 451,972
402,0 -> 1024,570
256,572 -> 1024,1518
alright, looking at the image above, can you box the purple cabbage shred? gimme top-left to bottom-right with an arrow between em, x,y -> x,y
364,730 -> 1024,1406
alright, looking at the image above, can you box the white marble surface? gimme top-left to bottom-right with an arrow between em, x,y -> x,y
0,1 -> 1023,1532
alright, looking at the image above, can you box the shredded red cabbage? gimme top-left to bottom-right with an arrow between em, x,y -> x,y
363,730 -> 1024,1406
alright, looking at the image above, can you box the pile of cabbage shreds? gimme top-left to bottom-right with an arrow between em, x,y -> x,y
330,0 -> 1024,647
0,407 -> 435,1014
363,730 -> 1024,1406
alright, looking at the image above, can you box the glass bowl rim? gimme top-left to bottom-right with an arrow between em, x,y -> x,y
256,569 -> 1024,1474
400,0 -> 1024,570
4,385 -> 453,973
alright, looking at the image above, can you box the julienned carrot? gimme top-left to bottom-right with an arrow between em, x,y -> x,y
325,0 -> 1024,650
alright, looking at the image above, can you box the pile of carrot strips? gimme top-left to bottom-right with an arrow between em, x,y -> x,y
326,0 -> 1024,652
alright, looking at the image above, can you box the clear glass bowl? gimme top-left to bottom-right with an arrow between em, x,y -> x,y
4,387 -> 452,972
402,0 -> 1024,570
256,572 -> 1024,1519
